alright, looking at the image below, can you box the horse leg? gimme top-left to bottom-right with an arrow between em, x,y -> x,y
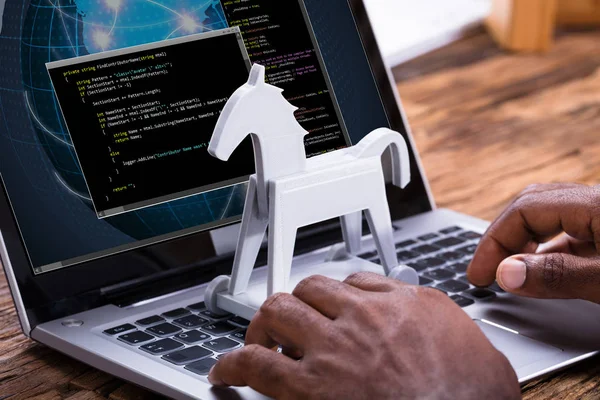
340,211 -> 363,255
228,176 -> 268,295
267,201 -> 298,296
364,198 -> 398,275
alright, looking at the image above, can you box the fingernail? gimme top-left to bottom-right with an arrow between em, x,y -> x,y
208,366 -> 225,386
536,242 -> 550,253
498,258 -> 527,290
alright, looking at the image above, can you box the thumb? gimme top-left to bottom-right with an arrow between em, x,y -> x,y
496,254 -> 600,303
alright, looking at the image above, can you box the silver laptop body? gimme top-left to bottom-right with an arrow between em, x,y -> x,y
2,1 -> 600,399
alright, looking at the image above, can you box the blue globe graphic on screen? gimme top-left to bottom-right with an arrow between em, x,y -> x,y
21,0 -> 246,240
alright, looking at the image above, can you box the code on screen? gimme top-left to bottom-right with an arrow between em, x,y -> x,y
48,28 -> 255,218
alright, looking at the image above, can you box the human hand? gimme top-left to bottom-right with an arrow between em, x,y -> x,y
468,183 -> 600,302
208,273 -> 519,399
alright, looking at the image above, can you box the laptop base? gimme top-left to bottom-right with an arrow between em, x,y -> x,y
31,208 -> 600,400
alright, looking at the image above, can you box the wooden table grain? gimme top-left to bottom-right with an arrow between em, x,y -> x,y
2,28 -> 600,399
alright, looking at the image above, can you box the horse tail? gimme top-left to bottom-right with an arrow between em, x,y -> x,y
349,128 -> 411,188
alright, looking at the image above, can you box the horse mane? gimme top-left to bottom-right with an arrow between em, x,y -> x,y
248,64 -> 265,86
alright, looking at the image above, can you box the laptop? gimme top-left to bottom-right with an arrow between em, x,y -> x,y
1,1 -> 600,399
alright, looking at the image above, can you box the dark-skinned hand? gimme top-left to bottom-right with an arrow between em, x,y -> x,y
468,183 -> 600,302
208,272 -> 519,399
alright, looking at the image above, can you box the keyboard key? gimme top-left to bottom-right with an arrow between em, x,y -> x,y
418,276 -> 433,286
407,262 -> 427,272
458,275 -> 470,284
104,323 -> 136,336
433,287 -> 448,295
488,282 -> 505,293
163,346 -> 213,365
228,316 -> 250,328
408,257 -> 445,271
198,310 -> 232,321
451,295 -> 475,308
436,279 -> 470,293
174,330 -> 213,344
456,244 -> 478,255
397,250 -> 420,261
173,314 -> 209,329
358,251 -> 377,260
118,331 -> 154,345
200,321 -> 238,336
147,323 -> 182,337
136,316 -> 165,326
447,262 -> 469,274
417,233 -> 439,241
412,244 -> 441,255
465,288 -> 496,301
140,338 -> 183,355
185,358 -> 218,376
187,302 -> 207,311
439,226 -> 461,234
432,237 -> 465,248
422,269 -> 455,281
162,308 -> 189,319
203,337 -> 242,352
410,262 -> 429,273
440,251 -> 464,261
229,330 -> 247,342
459,231 -> 482,240
396,239 -> 418,248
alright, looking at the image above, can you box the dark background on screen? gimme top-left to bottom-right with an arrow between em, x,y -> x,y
0,0 -> 427,273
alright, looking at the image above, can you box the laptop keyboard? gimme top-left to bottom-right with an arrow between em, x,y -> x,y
357,225 -> 503,308
101,226 -> 500,377
103,305 -> 249,376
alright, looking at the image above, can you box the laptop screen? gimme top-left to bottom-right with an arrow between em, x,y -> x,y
0,0 -> 428,278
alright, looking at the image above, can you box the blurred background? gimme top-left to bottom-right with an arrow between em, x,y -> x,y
379,0 -> 600,225
364,0 -> 492,66
365,0 -> 600,66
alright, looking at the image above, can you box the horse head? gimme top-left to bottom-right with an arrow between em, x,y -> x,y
208,64 -> 305,162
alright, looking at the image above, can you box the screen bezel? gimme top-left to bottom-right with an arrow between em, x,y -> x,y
0,0 -> 434,331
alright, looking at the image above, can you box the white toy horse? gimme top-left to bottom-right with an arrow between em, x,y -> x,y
204,64 -> 417,317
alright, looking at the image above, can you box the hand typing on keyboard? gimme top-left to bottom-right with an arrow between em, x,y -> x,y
208,272 -> 520,399
468,183 -> 600,303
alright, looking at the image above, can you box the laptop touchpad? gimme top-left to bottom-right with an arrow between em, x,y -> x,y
474,320 -> 563,371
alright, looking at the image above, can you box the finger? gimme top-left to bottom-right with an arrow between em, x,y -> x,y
344,271 -> 406,292
536,233 -> 598,258
246,292 -> 331,352
343,271 -> 399,292
496,253 -> 600,303
470,183 -> 594,280
504,183 -> 588,243
468,184 -> 600,286
292,275 -> 361,318
209,344 -> 300,398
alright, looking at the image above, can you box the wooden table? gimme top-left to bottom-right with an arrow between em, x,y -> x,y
2,28 -> 600,399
